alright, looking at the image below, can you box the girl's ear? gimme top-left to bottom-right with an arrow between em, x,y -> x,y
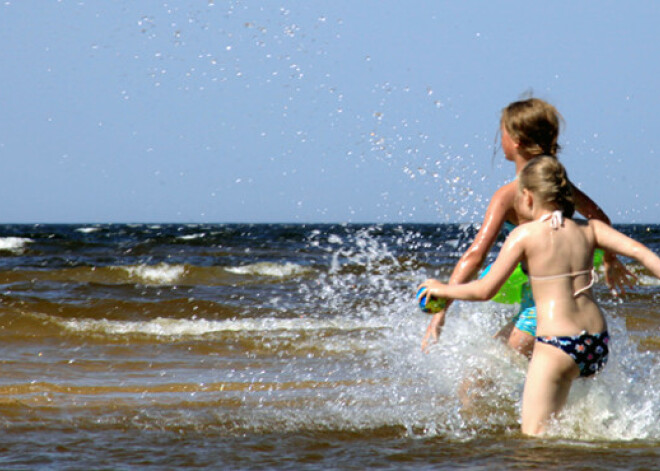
522,188 -> 533,209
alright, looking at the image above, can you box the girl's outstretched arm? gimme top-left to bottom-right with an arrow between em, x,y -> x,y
591,220 -> 660,278
421,183 -> 515,351
419,225 -> 526,304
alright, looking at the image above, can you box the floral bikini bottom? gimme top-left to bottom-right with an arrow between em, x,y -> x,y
536,330 -> 609,377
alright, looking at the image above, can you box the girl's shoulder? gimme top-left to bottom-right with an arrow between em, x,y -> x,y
584,218 -> 607,238
493,179 -> 518,197
481,181 -> 519,225
586,218 -> 607,229
505,219 -> 537,240
490,180 -> 519,211
510,216 -> 578,238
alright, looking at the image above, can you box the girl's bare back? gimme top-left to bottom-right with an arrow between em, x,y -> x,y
522,216 -> 606,337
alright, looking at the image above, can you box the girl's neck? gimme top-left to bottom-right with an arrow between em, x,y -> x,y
513,152 -> 535,174
536,208 -> 565,230
533,205 -> 562,221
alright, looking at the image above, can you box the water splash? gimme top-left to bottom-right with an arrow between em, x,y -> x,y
121,263 -> 186,284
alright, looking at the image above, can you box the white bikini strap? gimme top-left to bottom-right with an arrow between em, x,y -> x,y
539,210 -> 564,230
572,268 -> 598,297
530,268 -> 598,297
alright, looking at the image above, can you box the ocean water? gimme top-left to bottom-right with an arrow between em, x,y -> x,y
0,223 -> 658,470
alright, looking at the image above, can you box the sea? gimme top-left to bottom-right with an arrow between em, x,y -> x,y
0,222 -> 658,470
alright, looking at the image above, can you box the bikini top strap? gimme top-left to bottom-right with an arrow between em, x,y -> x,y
530,268 -> 598,297
572,268 -> 598,297
534,210 -> 597,296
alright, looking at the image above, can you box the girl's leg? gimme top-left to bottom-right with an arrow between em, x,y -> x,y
507,327 -> 534,358
493,321 -> 516,342
494,322 -> 534,358
521,342 -> 579,436
494,320 -> 514,343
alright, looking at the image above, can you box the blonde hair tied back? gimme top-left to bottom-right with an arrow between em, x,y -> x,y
519,155 -> 575,217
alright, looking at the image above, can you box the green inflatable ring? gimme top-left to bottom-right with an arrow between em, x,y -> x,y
482,249 -> 604,305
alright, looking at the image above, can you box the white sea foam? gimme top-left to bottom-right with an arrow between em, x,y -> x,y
638,274 -> 660,286
0,237 -> 32,253
178,233 -> 206,240
387,301 -> 660,442
75,227 -> 100,234
545,314 -> 660,441
225,262 -> 310,277
121,263 -> 185,284
60,316 -> 385,338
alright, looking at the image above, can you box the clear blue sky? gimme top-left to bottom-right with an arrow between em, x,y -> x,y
1,1 -> 659,223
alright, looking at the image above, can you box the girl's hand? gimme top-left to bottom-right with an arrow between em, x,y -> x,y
418,278 -> 449,352
603,252 -> 636,296
421,310 -> 446,353
416,279 -> 447,300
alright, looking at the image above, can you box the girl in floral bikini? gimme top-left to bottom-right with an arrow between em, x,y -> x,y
418,156 -> 660,435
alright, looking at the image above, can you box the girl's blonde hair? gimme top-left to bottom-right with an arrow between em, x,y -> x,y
501,98 -> 562,157
519,155 -> 575,217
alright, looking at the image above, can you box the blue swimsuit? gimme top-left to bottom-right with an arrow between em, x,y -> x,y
502,221 -> 538,336
513,282 -> 537,336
